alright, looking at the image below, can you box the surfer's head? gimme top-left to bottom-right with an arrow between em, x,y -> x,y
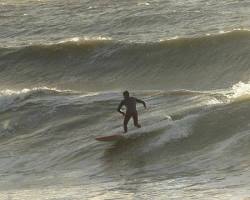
123,90 -> 129,99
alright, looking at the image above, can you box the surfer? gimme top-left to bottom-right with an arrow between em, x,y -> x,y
117,91 -> 146,133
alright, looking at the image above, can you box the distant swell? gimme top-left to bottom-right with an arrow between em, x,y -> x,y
0,30 -> 250,91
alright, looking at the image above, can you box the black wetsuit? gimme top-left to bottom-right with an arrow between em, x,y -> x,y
117,97 -> 146,132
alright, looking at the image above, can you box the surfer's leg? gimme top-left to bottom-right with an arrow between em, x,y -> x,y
133,112 -> 141,128
123,114 -> 131,133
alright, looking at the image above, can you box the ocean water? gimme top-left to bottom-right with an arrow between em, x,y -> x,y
0,0 -> 250,199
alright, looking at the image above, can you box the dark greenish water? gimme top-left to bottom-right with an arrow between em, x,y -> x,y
0,0 -> 250,199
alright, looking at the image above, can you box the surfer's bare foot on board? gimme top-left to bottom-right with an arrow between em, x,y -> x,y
135,124 -> 141,128
123,128 -> 127,133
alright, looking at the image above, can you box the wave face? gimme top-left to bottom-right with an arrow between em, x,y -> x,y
0,30 -> 250,91
0,84 -> 250,199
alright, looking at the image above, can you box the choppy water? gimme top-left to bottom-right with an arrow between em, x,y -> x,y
0,0 -> 250,199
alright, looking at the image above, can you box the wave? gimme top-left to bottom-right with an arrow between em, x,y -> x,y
0,80 -> 250,116
105,90 -> 250,171
0,85 -> 249,186
0,87 -> 77,113
0,30 -> 250,91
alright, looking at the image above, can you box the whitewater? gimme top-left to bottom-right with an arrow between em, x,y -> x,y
0,0 -> 250,199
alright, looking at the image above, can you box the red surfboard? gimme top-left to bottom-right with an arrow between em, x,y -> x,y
95,134 -> 124,142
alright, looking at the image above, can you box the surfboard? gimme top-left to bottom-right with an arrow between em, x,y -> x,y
95,134 -> 124,141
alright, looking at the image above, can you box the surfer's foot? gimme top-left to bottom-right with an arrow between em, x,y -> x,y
123,126 -> 128,133
135,124 -> 141,128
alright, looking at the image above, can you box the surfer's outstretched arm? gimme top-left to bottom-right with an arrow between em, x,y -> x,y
117,100 -> 125,115
136,98 -> 146,109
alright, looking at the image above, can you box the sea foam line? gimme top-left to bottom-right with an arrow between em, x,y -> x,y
0,87 -> 74,96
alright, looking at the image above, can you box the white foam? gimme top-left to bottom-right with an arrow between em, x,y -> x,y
156,114 -> 198,144
0,87 -> 74,96
159,36 -> 179,42
57,36 -> 112,44
233,28 -> 250,31
124,116 -> 173,139
223,81 -> 250,102
0,87 -> 76,112
137,2 -> 150,6
231,81 -> 250,98
112,111 -> 200,155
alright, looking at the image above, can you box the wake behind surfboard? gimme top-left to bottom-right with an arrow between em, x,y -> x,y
95,134 -> 125,142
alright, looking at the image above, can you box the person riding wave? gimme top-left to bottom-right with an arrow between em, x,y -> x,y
117,91 -> 146,133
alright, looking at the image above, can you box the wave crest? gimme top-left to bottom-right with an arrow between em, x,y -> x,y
0,30 -> 250,91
